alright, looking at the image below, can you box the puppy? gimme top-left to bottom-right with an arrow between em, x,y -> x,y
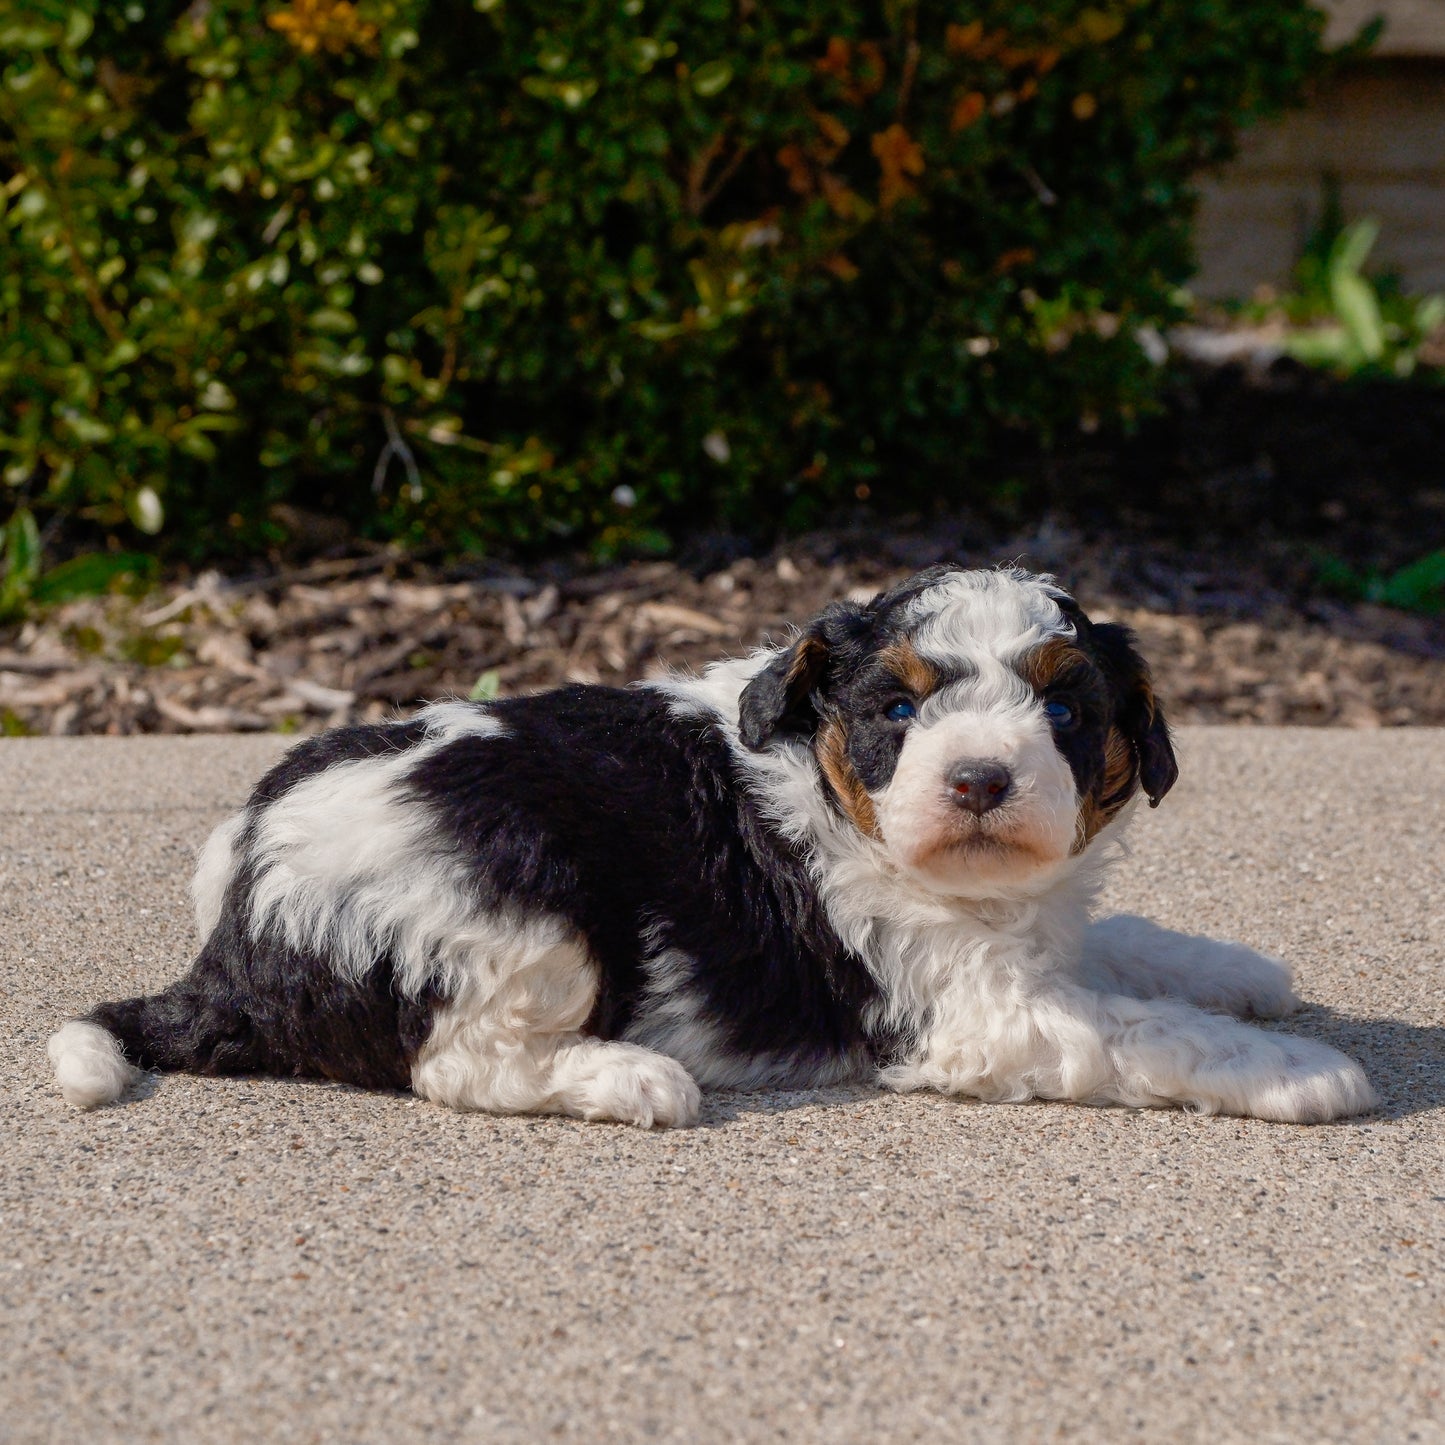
49,565 -> 1375,1125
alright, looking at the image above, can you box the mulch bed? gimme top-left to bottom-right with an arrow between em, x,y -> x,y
3,518 -> 1443,736
5,359 -> 1445,737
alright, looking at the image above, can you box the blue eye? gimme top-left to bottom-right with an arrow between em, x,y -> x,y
1043,700 -> 1075,727
886,699 -> 917,723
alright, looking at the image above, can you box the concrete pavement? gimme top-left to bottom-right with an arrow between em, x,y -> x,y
2,729 -> 1442,1443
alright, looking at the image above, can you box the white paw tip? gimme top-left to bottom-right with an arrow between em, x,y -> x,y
585,1051 -> 702,1129
1252,1055 -> 1378,1124
47,1021 -> 141,1110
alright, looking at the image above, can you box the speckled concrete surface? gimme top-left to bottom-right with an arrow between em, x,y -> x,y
2,730 -> 1442,1444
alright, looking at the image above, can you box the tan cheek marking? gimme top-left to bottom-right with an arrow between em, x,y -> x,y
1019,638 -> 1128,853
1102,725 -> 1137,800
1075,726 -> 1138,851
878,640 -> 941,700
1138,676 -> 1162,729
816,718 -> 881,840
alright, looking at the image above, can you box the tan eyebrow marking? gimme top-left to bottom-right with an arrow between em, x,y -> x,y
878,639 -> 941,698
1018,636 -> 1092,692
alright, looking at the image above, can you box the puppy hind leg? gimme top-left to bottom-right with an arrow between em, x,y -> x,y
413,1025 -> 700,1128
49,983 -> 264,1109
411,941 -> 701,1127
1079,914 -> 1298,1019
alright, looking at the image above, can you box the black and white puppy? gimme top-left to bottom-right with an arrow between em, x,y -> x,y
50,565 -> 1375,1125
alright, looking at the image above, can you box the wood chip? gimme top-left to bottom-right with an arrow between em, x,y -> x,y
635,602 -> 732,636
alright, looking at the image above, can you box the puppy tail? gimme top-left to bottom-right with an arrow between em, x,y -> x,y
48,987 -> 248,1110
48,1017 -> 144,1109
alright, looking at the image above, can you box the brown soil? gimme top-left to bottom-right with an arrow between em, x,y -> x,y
3,519 -> 1442,736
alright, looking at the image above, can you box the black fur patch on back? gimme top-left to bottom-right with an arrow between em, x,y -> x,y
95,692 -> 886,1091
404,688 -> 883,1065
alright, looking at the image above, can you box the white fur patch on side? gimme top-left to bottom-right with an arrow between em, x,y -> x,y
192,811 -> 245,940
245,707 -> 507,995
47,1021 -> 142,1109
246,737 -> 502,999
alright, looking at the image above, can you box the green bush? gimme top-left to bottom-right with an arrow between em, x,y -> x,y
3,0 -> 1328,560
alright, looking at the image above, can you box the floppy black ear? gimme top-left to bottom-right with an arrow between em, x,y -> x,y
737,601 -> 869,751
737,626 -> 832,751
1090,622 -> 1178,807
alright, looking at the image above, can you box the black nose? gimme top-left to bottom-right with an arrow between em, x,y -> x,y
948,760 -> 1013,815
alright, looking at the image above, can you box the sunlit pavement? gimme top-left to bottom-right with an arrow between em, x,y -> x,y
3,730 -> 1441,1443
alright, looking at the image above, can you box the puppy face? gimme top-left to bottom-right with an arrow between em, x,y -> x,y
739,566 -> 1177,897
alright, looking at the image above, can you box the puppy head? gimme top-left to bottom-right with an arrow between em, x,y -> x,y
738,565 -> 1176,898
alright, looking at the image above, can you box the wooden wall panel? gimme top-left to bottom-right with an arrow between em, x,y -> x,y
1193,62 -> 1445,296
1320,0 -> 1445,55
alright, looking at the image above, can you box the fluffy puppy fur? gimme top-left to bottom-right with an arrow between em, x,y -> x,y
49,565 -> 1375,1126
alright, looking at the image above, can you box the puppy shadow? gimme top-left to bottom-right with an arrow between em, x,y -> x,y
1284,1005 -> 1445,1121
698,1082 -> 881,1127
125,1070 -> 164,1104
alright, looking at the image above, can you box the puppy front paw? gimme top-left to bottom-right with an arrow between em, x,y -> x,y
1193,1033 -> 1376,1124
569,1044 -> 703,1129
1080,916 -> 1299,1017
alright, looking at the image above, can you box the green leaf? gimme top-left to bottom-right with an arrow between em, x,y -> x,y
557,78 -> 598,108
691,60 -> 733,97
127,485 -> 165,534
1372,550 -> 1445,614
1414,295 -> 1445,336
102,340 -> 141,371
1331,219 -> 1378,280
175,430 -> 218,461
468,668 -> 501,701
1283,326 -> 1348,366
13,510 -> 40,572
1,508 -> 42,617
309,307 -> 358,334
59,413 -> 115,444
4,508 -> 41,584
1330,272 -> 1384,362
0,22 -> 62,49
64,8 -> 94,48
31,552 -> 156,605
